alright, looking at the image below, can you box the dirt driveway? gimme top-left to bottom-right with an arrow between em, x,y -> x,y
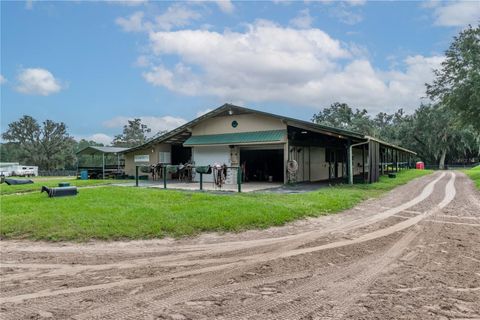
1,171 -> 479,319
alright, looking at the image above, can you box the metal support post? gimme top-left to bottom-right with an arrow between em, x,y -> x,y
348,139 -> 369,185
362,145 -> 366,183
163,166 -> 167,189
347,146 -> 352,185
237,166 -> 242,193
135,166 -> 139,187
396,150 -> 399,172
102,153 -> 105,180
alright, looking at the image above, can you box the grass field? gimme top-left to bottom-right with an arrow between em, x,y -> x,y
0,177 -> 119,195
0,169 -> 432,241
464,165 -> 480,189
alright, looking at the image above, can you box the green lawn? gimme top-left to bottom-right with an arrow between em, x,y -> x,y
0,177 -> 119,195
464,165 -> 480,189
0,169 -> 432,241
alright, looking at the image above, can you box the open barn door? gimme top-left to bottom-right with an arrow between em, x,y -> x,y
240,146 -> 284,183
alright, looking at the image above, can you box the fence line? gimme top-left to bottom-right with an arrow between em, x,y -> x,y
135,164 -> 243,192
424,163 -> 479,170
38,170 -> 77,177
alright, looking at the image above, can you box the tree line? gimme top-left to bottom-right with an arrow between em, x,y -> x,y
0,118 -> 153,170
312,102 -> 479,169
1,25 -> 478,170
312,25 -> 479,169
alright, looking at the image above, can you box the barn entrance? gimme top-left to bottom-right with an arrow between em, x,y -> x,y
240,147 -> 284,182
171,144 -> 192,165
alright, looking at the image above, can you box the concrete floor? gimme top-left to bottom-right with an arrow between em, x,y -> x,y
114,179 -> 346,194
261,181 -> 334,194
150,181 -> 283,193
115,180 -> 283,193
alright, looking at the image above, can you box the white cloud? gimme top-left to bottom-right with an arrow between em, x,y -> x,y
311,55 -> 444,110
25,0 -> 34,10
107,0 -> 148,6
116,5 -> 200,33
103,115 -> 187,135
196,108 -> 213,117
420,0 -> 441,9
432,1 -> 480,27
143,65 -> 175,88
290,9 -> 313,29
0,75 -> 6,85
138,21 -> 444,113
330,5 -> 363,25
155,4 -> 201,31
15,68 -> 63,96
213,0 -> 235,13
80,133 -> 114,145
116,11 -> 145,32
344,0 -> 366,6
134,55 -> 150,67
387,55 -> 445,102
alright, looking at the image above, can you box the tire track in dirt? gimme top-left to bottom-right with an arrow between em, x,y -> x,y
0,173 -> 446,285
273,231 -> 420,320
342,172 -> 480,320
70,173 -> 456,319
76,172 -> 475,320
3,172 -> 463,320
320,172 -> 457,319
73,268 -> 313,320
210,172 -> 456,320
71,233 -> 405,320
0,173 -> 448,305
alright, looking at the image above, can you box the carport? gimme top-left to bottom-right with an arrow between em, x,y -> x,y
76,146 -> 128,179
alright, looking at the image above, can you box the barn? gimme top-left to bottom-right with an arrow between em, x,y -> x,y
122,104 -> 415,186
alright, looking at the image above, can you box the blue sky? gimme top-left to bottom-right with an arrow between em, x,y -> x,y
1,0 -> 479,144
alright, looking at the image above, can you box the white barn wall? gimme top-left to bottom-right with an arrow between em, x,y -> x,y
124,143 -> 171,176
352,148 -> 368,175
338,163 -> 344,178
192,146 -> 231,183
289,146 -> 311,182
191,114 -> 286,136
310,147 -> 329,181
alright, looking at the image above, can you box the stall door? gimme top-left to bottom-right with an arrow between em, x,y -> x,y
192,146 -> 230,183
310,147 -> 329,181
289,146 -> 309,182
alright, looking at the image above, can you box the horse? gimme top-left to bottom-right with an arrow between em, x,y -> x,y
212,163 -> 228,188
150,165 -> 157,181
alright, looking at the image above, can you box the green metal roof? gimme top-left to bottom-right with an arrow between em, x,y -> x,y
184,130 -> 287,146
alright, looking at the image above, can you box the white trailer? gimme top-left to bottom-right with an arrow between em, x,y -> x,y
0,162 -> 39,177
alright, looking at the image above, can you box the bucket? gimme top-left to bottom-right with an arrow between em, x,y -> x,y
415,162 -> 425,170
80,170 -> 88,180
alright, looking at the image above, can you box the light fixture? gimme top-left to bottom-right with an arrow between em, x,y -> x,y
301,131 -> 308,134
